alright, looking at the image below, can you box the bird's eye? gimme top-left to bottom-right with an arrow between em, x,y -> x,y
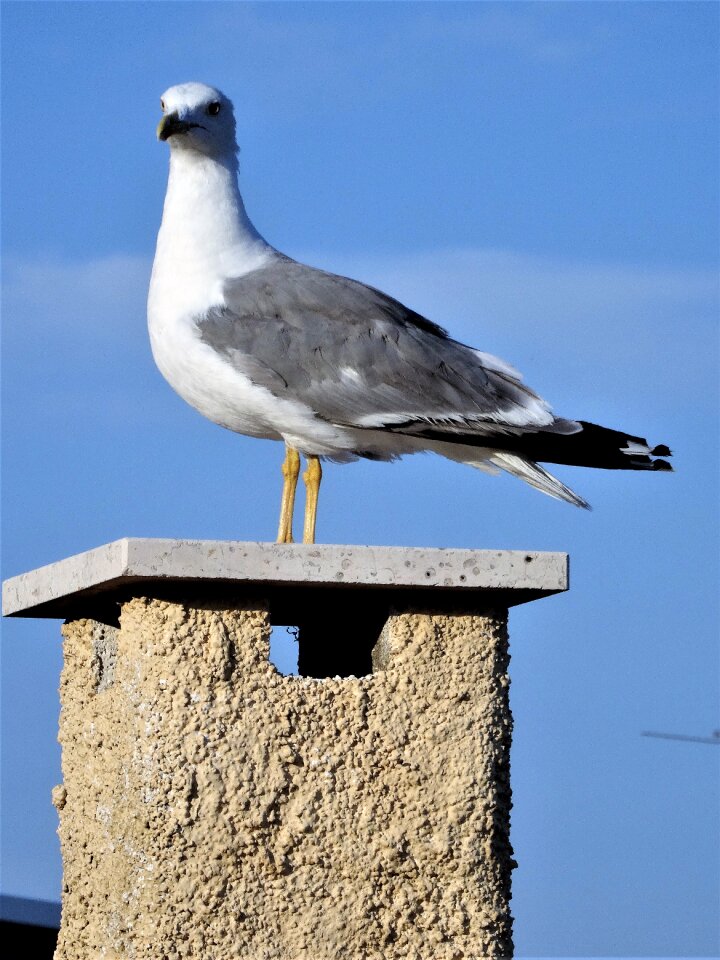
160,98 -> 166,111
207,101 -> 221,117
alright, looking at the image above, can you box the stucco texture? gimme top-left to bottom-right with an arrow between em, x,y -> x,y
55,596 -> 514,959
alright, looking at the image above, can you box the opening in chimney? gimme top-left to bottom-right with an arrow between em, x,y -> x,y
267,589 -> 389,679
269,624 -> 300,676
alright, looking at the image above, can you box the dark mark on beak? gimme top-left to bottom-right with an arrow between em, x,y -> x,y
157,113 -> 204,141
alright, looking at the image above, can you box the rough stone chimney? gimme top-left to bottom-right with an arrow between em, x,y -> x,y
3,539 -> 568,959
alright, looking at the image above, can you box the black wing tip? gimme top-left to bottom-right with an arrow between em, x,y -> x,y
646,440 -> 673,471
640,439 -> 673,471
622,435 -> 673,472
626,455 -> 673,472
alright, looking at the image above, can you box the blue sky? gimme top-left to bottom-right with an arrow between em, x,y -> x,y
2,2 -> 718,955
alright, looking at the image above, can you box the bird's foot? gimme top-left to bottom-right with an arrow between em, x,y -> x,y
302,456 -> 322,544
276,445 -> 300,543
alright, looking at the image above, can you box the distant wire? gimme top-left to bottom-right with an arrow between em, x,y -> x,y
642,731 -> 720,745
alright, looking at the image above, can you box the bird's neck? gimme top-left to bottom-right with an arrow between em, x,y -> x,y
156,150 -> 272,275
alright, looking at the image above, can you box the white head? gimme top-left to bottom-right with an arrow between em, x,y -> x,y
157,82 -> 237,159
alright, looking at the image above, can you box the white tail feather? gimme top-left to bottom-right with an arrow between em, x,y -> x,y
465,460 -> 502,477
489,452 -> 590,508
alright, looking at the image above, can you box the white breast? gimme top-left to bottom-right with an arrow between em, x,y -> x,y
148,256 -> 358,451
149,319 -> 276,441
148,147 -> 358,456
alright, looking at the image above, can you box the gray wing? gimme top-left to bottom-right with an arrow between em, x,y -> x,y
196,258 -> 555,435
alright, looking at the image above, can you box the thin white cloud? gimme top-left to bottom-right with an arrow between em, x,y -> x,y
3,255 -> 150,343
4,249 -> 714,426
2,255 -> 155,427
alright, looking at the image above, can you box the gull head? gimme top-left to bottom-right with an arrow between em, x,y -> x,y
157,82 -> 237,158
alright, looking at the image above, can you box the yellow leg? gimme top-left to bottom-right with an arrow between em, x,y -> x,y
302,456 -> 322,544
276,445 -> 300,544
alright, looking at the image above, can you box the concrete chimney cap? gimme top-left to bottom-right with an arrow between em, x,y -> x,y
2,538 -> 568,621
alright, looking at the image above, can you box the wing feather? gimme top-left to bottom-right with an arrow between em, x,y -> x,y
196,259 -> 555,434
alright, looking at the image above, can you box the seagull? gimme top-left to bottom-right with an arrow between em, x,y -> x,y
148,82 -> 671,544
